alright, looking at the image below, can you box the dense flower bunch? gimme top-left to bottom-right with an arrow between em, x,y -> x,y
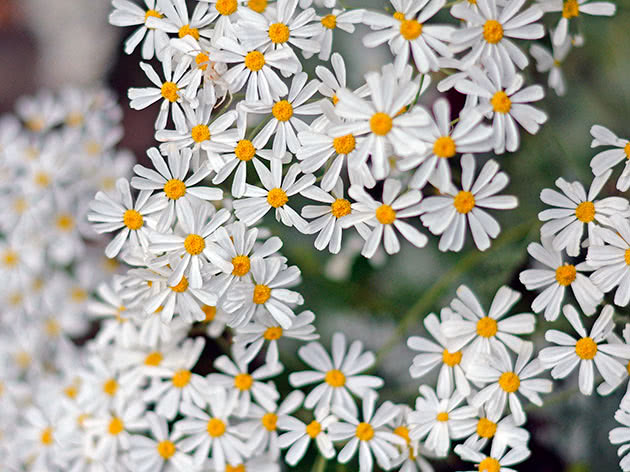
1,0 -> 625,471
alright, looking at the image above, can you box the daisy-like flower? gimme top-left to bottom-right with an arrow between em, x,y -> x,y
175,388 -> 247,469
419,154 -> 517,252
146,0 -> 214,42
340,179 -> 428,258
610,401 -> 630,471
129,412 -> 194,472
398,99 -> 493,191
109,0 -> 170,60
538,170 -> 628,257
206,347 -> 282,415
454,441 -> 530,472
212,37 -> 299,103
388,405 -> 436,472
224,257 -> 304,329
143,337 -> 208,419
597,326 -> 630,396
589,124 -> 630,191
88,281 -> 140,348
363,0 -> 454,75
450,0 -> 544,77
19,406 -> 62,471
288,332 -> 384,417
277,407 -> 336,465
408,386 -> 477,457
128,54 -> 193,130
542,0 -> 616,46
233,309 -> 319,365
461,406 -> 530,453
529,32 -> 572,96
441,285 -> 536,355
519,236 -> 603,320
301,180 -> 370,254
88,178 -> 167,258
467,343 -> 552,426
539,304 -> 630,395
314,8 -> 364,61
455,57 -> 548,154
236,0 -> 322,60
197,0 -> 246,42
328,391 -> 405,472
149,205 -> 232,289
407,310 -> 471,399
233,159 -> 314,232
131,146 -> 222,230
241,72 -> 321,157
587,215 -> 630,307
330,66 -> 429,180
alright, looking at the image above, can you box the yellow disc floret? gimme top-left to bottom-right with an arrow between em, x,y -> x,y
248,0 -> 267,12
164,179 -> 187,200
306,420 -> 322,438
40,427 -> 54,446
191,124 -> 211,143
253,284 -> 271,304
56,213 -> 75,232
123,209 -> 144,230
178,24 -> 200,40
370,112 -> 393,136
483,19 -> 504,44
196,52 -> 210,71
477,418 -> 497,438
232,255 -> 251,276
268,22 -> 290,43
207,418 -> 226,437
478,457 -> 501,472
172,369 -> 192,388
433,136 -> 456,158
234,373 -> 254,391
161,81 -> 179,102
498,371 -> 520,393
202,305 -> 217,322
170,276 -> 189,293
264,326 -> 283,340
476,317 -> 498,338
108,417 -> 124,435
453,191 -> 476,214
562,0 -> 579,18
555,264 -> 576,286
575,201 -> 595,222
235,139 -> 256,161
491,91 -> 511,113
262,412 -> 278,431
375,204 -> 396,224
321,14 -> 337,29
325,369 -> 346,387
436,412 -> 449,422
144,352 -> 163,366
400,19 -> 423,40
331,199 -> 352,218
216,0 -> 238,15
103,378 -> 118,396
267,187 -> 288,208
272,100 -> 294,122
184,234 -> 206,255
442,349 -> 463,367
355,422 -> 374,441
245,51 -> 266,71
157,440 -> 176,459
575,337 -> 597,360
333,134 -> 356,155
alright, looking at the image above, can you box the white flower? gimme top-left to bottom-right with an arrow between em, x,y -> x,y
460,406 -> 530,453
539,304 -> 630,395
277,408 -> 336,465
541,0 -> 616,46
520,236 -> 603,321
88,281 -> 141,348
146,0 -> 214,42
538,170 -> 628,257
467,343 -> 552,426
19,406 -> 63,471
108,0 -> 170,60
419,154 -> 517,252
288,332 -> 384,418
408,386 -> 477,457
455,57 -> 547,154
441,285 -> 536,355
450,0 -> 544,77
340,179 -> 428,258
610,401 -> 630,471
388,405 -> 436,472
589,124 -> 630,191
407,310 -> 471,399
328,391 -> 405,472
397,99 -> 493,191
529,32 -> 572,96
454,441 -> 530,472
314,8 -> 364,61
363,0 -> 453,74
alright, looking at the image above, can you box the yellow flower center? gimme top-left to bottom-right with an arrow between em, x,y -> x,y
433,136 -> 456,158
64,385 -> 78,399
306,420 -> 322,438
394,425 -> 411,445
207,418 -> 226,437
35,171 -> 50,187
267,187 -> 288,208
477,418 -> 497,438
2,250 -> 18,267
491,91 -> 511,113
235,139 -> 256,161
191,124 -> 210,143
400,19 -> 423,40
355,422 -> 374,441
244,50 -> 266,72
483,19 -> 504,44
172,369 -> 192,388
370,112 -> 393,136
624,143 -> 630,159
216,0 -> 238,15
178,24 -> 200,40
454,191 -> 476,214
71,287 -> 87,302
144,351 -> 163,366
478,457 -> 501,472
575,201 -> 595,222
625,249 -> 630,265
123,209 -> 144,230
575,337 -> 597,360
262,412 -> 278,431
13,197 -> 27,214
45,319 -> 60,337
272,100 -> 293,121
161,81 -> 179,102
442,349 -> 463,367
103,378 -> 118,396
253,284 -> 271,304
321,14 -> 337,29
234,373 -> 254,391
375,204 -> 396,224
145,9 -> 162,24
232,255 -> 251,276
498,371 -> 520,393
562,0 -> 579,18
263,326 -> 283,340
40,428 -> 53,446
86,141 -> 101,155
393,12 -> 405,21
56,213 -> 75,232
248,0 -> 267,12
333,134 -> 356,155
476,317 -> 498,338
164,179 -> 187,200
196,52 -> 210,71
226,465 -> 246,472
436,412 -> 449,422
184,234 -> 206,255
331,199 -> 352,218
170,276 -> 189,293
15,351 -> 31,368
108,417 -> 124,435
268,22 -> 290,43
325,369 -> 346,387
202,305 -> 217,322
331,94 -> 339,106
555,264 -> 576,286
157,440 -> 176,459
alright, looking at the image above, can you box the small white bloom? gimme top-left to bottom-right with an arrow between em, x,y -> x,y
589,124 -> 630,191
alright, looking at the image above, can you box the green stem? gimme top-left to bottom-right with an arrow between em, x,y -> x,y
312,455 -> 327,472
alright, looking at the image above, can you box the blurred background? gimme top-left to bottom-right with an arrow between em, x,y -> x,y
1,0 -> 630,470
